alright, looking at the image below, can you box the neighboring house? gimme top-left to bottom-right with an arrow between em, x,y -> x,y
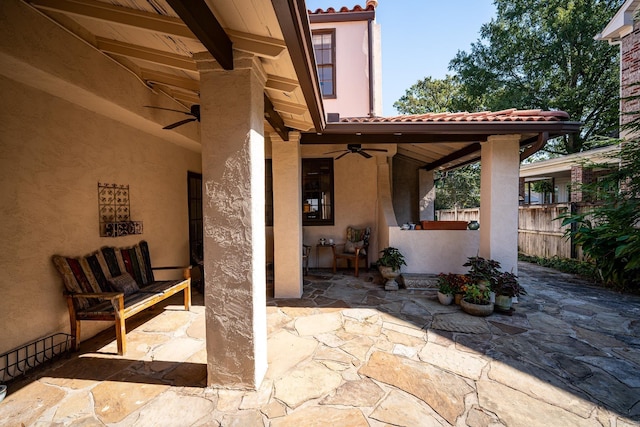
519,145 -> 620,204
596,0 -> 640,135
0,0 -> 579,390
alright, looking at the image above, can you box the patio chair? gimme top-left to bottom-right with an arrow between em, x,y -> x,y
332,226 -> 370,277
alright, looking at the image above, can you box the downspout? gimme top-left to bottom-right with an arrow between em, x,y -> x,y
368,17 -> 375,117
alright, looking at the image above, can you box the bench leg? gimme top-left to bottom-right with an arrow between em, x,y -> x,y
66,296 -> 81,351
115,316 -> 126,356
111,295 -> 126,355
184,283 -> 191,311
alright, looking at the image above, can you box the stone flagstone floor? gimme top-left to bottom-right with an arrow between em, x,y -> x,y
1,262 -> 639,426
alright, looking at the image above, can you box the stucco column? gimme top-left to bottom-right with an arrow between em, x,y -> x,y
196,52 -> 267,389
479,135 -> 521,275
419,169 -> 436,221
272,131 -> 303,298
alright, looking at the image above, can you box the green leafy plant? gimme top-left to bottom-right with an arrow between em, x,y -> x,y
518,254 -> 597,279
437,273 -> 471,295
377,247 -> 407,271
559,140 -> 640,291
493,271 -> 527,298
463,283 -> 492,305
463,256 -> 501,288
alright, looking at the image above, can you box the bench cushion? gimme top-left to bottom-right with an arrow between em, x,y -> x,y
53,240 -> 157,309
108,273 -> 139,296
52,255 -> 104,310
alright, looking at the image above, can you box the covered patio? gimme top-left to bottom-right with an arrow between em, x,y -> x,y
1,263 -> 638,426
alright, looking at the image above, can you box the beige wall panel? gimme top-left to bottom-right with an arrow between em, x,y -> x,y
0,77 -> 201,354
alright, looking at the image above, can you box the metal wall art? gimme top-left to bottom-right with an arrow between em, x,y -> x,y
98,182 -> 143,237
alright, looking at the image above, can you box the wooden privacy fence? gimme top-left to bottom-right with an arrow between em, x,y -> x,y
437,204 -> 593,260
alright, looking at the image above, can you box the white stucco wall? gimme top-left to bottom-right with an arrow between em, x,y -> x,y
389,228 -> 480,274
0,1 -> 201,354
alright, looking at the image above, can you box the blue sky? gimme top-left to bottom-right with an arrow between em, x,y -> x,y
305,1 -> 496,115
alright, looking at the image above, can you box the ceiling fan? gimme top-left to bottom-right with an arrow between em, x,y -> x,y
325,144 -> 388,160
144,104 -> 200,129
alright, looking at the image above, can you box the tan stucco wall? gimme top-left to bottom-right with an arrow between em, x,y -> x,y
0,1 -> 201,354
0,77 -> 201,354
298,145 -> 394,268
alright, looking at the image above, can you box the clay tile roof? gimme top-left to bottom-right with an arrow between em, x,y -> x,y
338,109 -> 571,123
308,4 -> 375,15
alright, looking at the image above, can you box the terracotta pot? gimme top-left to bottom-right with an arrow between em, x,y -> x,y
460,299 -> 494,316
437,292 -> 454,305
454,293 -> 463,305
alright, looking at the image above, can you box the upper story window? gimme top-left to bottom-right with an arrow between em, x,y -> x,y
312,30 -> 336,98
302,158 -> 334,226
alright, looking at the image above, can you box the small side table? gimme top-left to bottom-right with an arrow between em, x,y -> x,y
315,243 -> 334,269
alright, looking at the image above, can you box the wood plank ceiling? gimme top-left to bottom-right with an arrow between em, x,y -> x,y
25,0 -> 316,139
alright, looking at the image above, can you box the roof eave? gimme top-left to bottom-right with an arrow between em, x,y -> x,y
272,0 -> 326,132
596,0 -> 640,42
312,120 -> 582,137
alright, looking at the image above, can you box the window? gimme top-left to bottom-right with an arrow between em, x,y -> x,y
302,158 -> 334,225
312,30 -> 336,98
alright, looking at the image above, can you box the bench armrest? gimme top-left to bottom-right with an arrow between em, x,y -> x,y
67,292 -> 124,300
152,265 -> 192,279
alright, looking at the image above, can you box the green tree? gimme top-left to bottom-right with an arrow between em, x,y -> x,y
393,75 -> 479,114
560,138 -> 640,291
450,0 -> 622,154
435,164 -> 481,210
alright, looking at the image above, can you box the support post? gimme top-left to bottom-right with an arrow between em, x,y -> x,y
196,51 -> 267,389
479,135 -> 521,275
272,131 -> 304,298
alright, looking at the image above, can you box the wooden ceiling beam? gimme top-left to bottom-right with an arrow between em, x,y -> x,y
140,69 -> 200,92
422,143 -> 481,171
264,95 -> 289,141
270,99 -> 308,116
29,0 -> 195,38
265,75 -> 299,94
96,37 -> 196,71
226,29 -> 286,59
166,0 -> 233,70
284,118 -> 314,132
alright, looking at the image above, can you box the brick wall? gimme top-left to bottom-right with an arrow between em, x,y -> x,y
621,20 -> 640,127
570,165 -> 594,202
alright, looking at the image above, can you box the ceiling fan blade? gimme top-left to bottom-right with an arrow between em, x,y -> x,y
163,118 -> 197,129
324,149 -> 348,155
144,105 -> 193,116
358,150 -> 373,158
363,148 -> 388,153
335,151 -> 351,160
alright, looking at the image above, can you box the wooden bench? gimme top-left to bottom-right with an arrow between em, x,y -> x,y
52,240 -> 191,355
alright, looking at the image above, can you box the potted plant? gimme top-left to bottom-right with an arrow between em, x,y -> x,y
377,247 -> 406,291
436,273 -> 455,305
493,271 -> 526,311
460,282 -> 494,316
463,256 -> 501,288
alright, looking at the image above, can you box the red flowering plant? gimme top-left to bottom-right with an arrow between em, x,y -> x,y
437,273 -> 471,295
